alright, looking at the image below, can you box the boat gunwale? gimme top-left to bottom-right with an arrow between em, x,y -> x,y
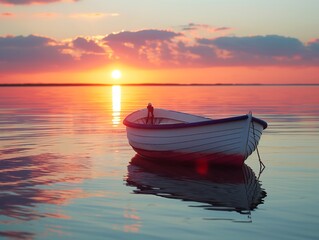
123,113 -> 268,130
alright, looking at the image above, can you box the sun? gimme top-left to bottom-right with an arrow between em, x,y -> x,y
111,69 -> 122,80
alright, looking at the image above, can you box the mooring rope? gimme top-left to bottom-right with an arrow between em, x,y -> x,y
251,118 -> 265,175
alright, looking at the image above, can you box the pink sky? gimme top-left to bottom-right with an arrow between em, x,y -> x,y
0,0 -> 319,84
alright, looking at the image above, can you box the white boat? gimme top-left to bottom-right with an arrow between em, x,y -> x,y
123,108 -> 268,166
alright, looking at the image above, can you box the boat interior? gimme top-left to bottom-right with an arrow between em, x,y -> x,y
126,108 -> 212,126
134,117 -> 186,125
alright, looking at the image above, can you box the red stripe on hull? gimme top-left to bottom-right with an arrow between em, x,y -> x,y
132,147 -> 245,168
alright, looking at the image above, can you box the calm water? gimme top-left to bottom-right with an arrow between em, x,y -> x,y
0,86 -> 319,240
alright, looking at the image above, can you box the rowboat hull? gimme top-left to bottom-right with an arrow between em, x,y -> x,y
123,108 -> 267,166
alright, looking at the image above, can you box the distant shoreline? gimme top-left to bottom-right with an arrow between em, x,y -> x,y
0,83 -> 318,87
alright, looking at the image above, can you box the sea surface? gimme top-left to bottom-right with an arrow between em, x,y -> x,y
0,85 -> 319,240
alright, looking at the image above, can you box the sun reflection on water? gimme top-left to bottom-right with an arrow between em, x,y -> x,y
112,85 -> 121,126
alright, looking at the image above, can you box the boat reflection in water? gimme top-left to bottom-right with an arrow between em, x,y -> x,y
126,155 -> 267,222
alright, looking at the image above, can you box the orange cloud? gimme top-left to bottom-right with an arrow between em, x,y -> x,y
32,12 -> 60,18
0,28 -> 319,84
69,12 -> 119,19
0,12 -> 15,17
0,0 -> 79,5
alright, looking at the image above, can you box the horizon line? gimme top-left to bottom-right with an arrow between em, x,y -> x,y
1,83 -> 319,87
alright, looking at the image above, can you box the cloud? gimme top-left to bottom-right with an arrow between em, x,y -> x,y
0,0 -> 79,5
0,35 -> 107,73
304,38 -> 319,63
103,30 -> 319,67
103,29 -> 182,66
72,37 -> 105,53
104,29 -> 181,47
1,12 -> 15,17
69,12 -> 119,19
201,35 -> 304,57
32,12 -> 60,18
1,29 -> 319,75
0,35 -> 72,72
195,35 -> 318,66
215,27 -> 231,32
182,23 -> 230,33
1,11 -> 117,20
307,39 -> 319,53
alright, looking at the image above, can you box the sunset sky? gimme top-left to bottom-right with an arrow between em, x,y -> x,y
1,0 -> 319,84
